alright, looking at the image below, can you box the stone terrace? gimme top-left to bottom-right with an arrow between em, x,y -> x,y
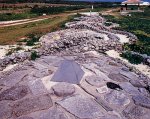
0,51 -> 150,119
0,16 -> 150,119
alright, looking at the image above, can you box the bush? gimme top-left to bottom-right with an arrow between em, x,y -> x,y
120,51 -> 144,64
0,13 -> 37,21
30,51 -> 39,60
26,34 -> 40,46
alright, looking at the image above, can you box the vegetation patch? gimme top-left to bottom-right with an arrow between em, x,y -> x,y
6,46 -> 24,56
0,13 -> 38,21
120,51 -> 144,64
104,7 -> 150,57
30,51 -> 39,60
25,34 -> 40,46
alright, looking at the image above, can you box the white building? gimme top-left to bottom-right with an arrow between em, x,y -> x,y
121,0 -> 149,6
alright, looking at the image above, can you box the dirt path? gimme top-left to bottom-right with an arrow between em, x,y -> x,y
0,17 -> 50,27
0,12 -> 76,28
0,8 -> 88,27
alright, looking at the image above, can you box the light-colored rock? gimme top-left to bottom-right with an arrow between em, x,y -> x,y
0,85 -> 28,101
132,95 -> 150,109
57,95 -> 106,119
95,97 -> 113,112
17,116 -> 34,119
104,90 -> 130,106
96,86 -> 109,94
120,82 -> 140,95
129,79 -> 146,88
39,107 -> 68,119
28,79 -> 48,95
0,70 -> 29,87
85,75 -> 105,87
108,73 -> 128,82
52,82 -> 75,97
0,102 -> 12,119
13,94 -> 53,117
123,105 -> 146,119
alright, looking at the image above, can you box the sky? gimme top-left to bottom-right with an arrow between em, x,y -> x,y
68,0 -> 150,2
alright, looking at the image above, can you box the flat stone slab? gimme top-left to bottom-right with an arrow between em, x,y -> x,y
95,97 -> 113,112
85,75 -> 105,87
120,82 -> 140,95
0,85 -> 28,101
0,102 -> 12,119
104,90 -> 130,106
0,70 -> 29,87
17,116 -> 34,119
39,108 -> 68,119
129,79 -> 146,88
119,71 -> 137,80
132,95 -> 150,109
13,94 -> 53,117
52,82 -> 75,97
96,86 -> 109,94
28,79 -> 48,95
123,105 -> 146,119
57,95 -> 106,119
108,73 -> 128,82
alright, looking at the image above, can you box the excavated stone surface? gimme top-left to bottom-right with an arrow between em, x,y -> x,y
0,102 -> 12,119
0,70 -> 29,87
104,90 -> 130,106
12,94 -> 53,117
52,82 -> 75,97
85,75 -> 105,87
57,95 -> 106,119
28,79 -> 48,95
132,95 -> 150,109
123,105 -> 146,119
120,82 -> 140,95
17,117 -> 34,119
0,15 -> 149,119
108,73 -> 128,82
0,85 -> 28,101
39,108 -> 68,119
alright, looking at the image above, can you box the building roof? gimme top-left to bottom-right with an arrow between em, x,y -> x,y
122,0 -> 142,4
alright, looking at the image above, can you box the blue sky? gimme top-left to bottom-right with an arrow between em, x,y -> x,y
68,0 -> 150,2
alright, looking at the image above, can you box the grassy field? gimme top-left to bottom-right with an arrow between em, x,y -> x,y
0,4 -> 87,21
0,3 -> 117,45
0,14 -> 78,45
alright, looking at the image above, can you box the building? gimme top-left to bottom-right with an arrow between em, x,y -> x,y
121,0 -> 146,12
122,0 -> 149,6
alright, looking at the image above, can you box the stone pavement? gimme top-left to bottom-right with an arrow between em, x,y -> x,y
0,16 -> 150,119
0,51 -> 150,119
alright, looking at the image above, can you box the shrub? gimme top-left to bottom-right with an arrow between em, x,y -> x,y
120,51 -> 143,64
26,34 -> 40,46
30,51 -> 39,60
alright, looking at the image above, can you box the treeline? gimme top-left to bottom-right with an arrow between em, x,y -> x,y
30,5 -> 85,15
0,0 -> 64,3
0,0 -> 47,3
0,0 -> 121,5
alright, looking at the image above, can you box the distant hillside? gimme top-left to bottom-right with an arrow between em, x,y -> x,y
0,0 -> 64,3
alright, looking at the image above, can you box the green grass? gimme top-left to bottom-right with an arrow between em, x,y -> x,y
30,51 -> 39,60
0,14 -> 81,45
120,51 -> 144,64
0,12 -> 38,21
103,7 -> 150,56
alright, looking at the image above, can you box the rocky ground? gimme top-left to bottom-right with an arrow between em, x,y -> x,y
0,15 -> 150,119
